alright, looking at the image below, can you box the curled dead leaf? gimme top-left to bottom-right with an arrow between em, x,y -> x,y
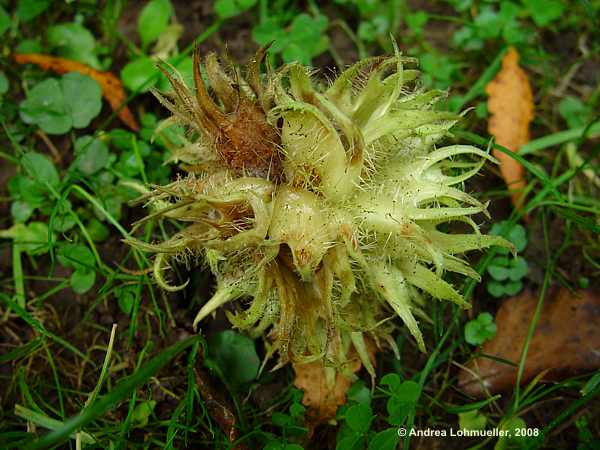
459,288 -> 600,397
486,47 -> 534,209
13,53 -> 139,131
194,366 -> 247,449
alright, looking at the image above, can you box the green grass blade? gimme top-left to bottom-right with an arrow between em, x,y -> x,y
0,293 -> 90,363
14,405 -> 96,445
24,335 -> 202,449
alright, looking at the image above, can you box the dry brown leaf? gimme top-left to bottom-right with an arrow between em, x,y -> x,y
486,47 -> 533,209
459,288 -> 600,397
13,53 -> 139,131
293,359 -> 360,429
293,342 -> 376,431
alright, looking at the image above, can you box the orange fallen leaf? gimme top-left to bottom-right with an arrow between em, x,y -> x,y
13,53 -> 139,132
459,288 -> 600,397
486,47 -> 533,209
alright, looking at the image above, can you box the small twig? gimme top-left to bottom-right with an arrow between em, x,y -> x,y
35,129 -> 62,164
550,62 -> 582,98
115,264 -> 154,276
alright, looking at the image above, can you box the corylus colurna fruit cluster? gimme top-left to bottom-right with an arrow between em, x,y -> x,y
127,43 -> 511,377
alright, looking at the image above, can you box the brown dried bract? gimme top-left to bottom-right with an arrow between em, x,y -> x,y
191,46 -> 283,181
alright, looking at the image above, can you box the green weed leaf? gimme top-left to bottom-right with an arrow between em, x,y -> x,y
116,285 -> 137,315
71,269 -> 96,294
0,6 -> 10,36
0,71 -> 8,95
487,279 -> 505,297
347,380 -> 371,405
558,96 -> 592,129
17,0 -> 50,22
523,0 -> 565,26
72,136 -> 110,175
345,403 -> 373,434
138,0 -> 172,48
121,57 -> 157,92
368,428 -> 399,450
207,330 -> 260,386
21,152 -> 60,188
57,243 -> 95,271
0,222 -> 51,255
336,433 -> 363,450
11,200 -> 34,223
47,23 -> 100,69
253,13 -> 328,65
458,409 -> 487,430
86,218 -> 110,242
214,0 -> 257,19
252,18 -> 289,52
132,400 -> 156,427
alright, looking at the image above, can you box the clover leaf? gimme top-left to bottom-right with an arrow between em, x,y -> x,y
487,223 -> 528,297
57,243 -> 97,294
382,378 -> 421,425
487,256 -> 510,281
19,74 -> 102,135
283,14 -> 329,65
62,73 -> 103,128
19,79 -> 72,135
9,152 -> 63,223
368,429 -> 400,450
345,403 -> 373,435
464,312 -> 497,345
347,380 -> 371,406
490,221 -> 527,253
507,256 -> 528,281
487,279 -> 523,297
86,218 -> 110,243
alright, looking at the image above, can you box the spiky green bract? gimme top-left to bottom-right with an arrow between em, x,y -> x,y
127,47 -> 511,376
